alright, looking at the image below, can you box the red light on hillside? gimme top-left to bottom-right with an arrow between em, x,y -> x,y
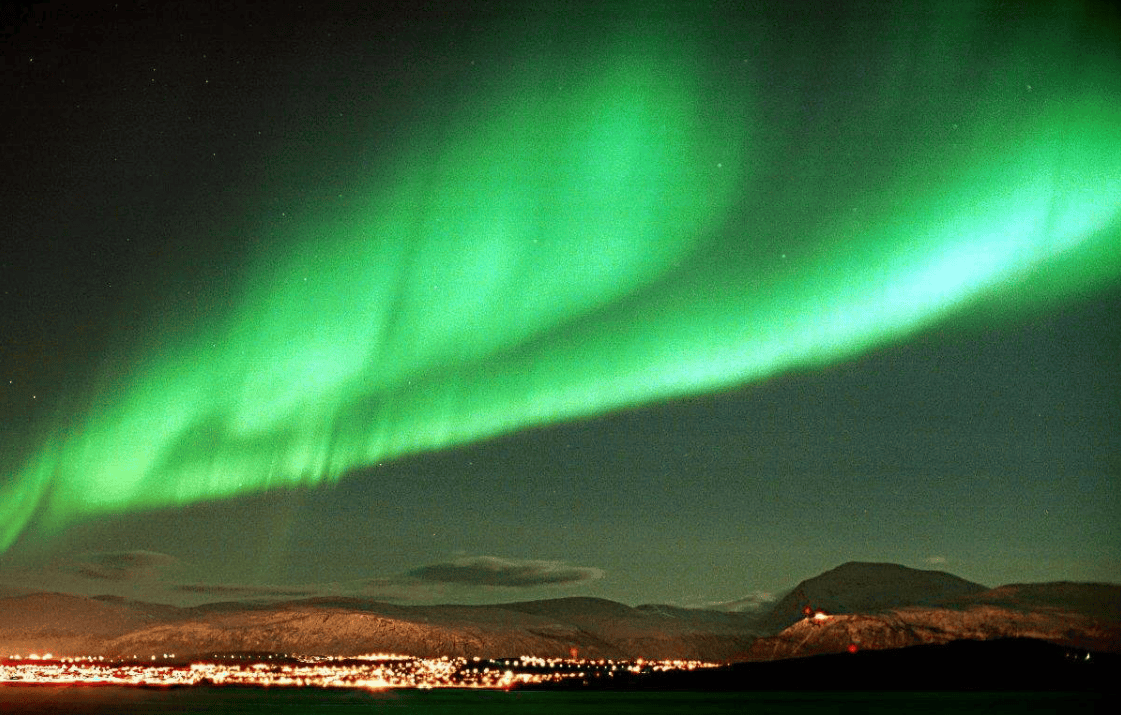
847,644 -> 858,654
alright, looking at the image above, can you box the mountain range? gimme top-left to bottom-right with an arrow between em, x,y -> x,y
1,562 -> 1116,662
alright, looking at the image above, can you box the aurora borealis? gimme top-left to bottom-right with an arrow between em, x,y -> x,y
2,1 -> 1119,605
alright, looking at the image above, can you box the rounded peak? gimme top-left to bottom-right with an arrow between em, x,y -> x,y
827,561 -> 948,575
813,562 -> 985,588
760,561 -> 988,632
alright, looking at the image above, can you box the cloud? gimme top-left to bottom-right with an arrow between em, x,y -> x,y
708,590 -> 778,612
924,556 -> 948,565
173,582 -> 317,598
407,556 -> 604,588
73,550 -> 177,581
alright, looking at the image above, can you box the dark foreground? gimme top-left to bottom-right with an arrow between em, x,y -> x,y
0,687 -> 1109,715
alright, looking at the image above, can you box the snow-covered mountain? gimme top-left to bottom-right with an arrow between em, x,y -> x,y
759,561 -> 988,631
2,562 -> 1115,662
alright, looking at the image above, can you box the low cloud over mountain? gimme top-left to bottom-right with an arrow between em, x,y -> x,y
73,551 -> 177,582
407,556 -> 604,588
709,590 -> 780,613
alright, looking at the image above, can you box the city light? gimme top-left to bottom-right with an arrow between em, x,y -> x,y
0,653 -> 719,690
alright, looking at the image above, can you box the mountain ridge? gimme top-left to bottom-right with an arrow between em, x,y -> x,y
2,562 -> 1115,661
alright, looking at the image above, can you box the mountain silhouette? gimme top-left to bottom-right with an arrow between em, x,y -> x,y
2,562 -> 1115,662
760,561 -> 988,631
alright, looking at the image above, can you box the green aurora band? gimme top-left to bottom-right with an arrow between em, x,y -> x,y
3,3 -> 1121,552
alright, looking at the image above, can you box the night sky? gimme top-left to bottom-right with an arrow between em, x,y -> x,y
2,0 -> 1119,609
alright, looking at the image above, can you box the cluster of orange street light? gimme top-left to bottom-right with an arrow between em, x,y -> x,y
0,653 -> 719,690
